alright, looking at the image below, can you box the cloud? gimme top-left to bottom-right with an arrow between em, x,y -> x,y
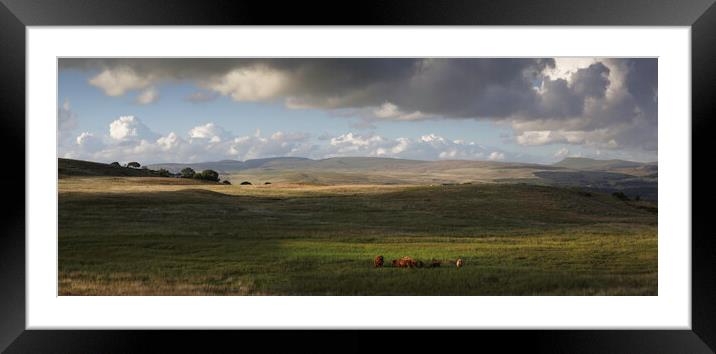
201,65 -> 288,101
157,132 -> 181,151
75,132 -> 103,152
227,130 -> 312,160
554,147 -> 570,159
372,102 -> 430,121
488,151 -> 505,161
321,132 -> 516,162
57,99 -> 77,133
61,114 -> 531,164
188,122 -> 230,143
60,58 -> 657,154
88,67 -> 153,96
135,87 -> 159,104
109,116 -> 158,142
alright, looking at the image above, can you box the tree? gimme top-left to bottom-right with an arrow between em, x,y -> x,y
240,181 -> 252,185
127,161 -> 141,168
222,180 -> 231,185
201,169 -> 220,182
180,167 -> 196,178
157,168 -> 171,177
110,162 -> 121,167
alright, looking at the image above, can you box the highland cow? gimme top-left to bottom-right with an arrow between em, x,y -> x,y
374,255 -> 384,268
392,256 -> 417,268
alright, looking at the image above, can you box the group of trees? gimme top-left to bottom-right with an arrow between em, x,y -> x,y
179,167 -> 220,182
109,161 -> 230,184
110,161 -> 141,168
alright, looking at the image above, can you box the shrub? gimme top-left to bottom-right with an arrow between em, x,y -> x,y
222,180 -> 231,185
180,167 -> 196,178
110,162 -> 121,167
240,181 -> 252,185
264,182 -> 272,185
127,161 -> 141,168
157,168 -> 171,177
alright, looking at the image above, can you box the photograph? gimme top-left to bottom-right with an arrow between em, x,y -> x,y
57,57 -> 658,296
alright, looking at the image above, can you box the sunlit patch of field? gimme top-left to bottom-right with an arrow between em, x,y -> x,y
58,176 -> 657,296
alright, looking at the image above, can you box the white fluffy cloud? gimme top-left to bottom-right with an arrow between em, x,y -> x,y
554,147 -> 570,159
109,116 -> 158,142
61,115 -> 528,164
321,132 -> 512,162
372,102 -> 429,121
88,67 -> 153,96
202,65 -> 288,101
188,122 -> 229,143
75,132 -> 103,152
157,132 -> 180,151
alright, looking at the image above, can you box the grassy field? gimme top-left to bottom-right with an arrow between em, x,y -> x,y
58,176 -> 657,296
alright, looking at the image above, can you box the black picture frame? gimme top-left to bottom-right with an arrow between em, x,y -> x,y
1,0 -> 714,352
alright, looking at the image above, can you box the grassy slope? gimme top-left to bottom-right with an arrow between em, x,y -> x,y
58,177 -> 657,295
59,158 -> 160,178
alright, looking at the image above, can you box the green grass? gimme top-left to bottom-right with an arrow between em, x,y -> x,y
58,178 -> 657,295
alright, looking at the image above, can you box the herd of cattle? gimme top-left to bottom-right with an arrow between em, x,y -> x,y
374,255 -> 464,269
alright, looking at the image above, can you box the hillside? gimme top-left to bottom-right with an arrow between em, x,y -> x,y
69,156 -> 657,200
59,158 -> 160,178
554,157 -> 642,169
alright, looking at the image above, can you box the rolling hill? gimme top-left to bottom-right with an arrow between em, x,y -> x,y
66,155 -> 658,200
59,158 -> 160,178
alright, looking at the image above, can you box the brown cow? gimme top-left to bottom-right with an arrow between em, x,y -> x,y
374,255 -> 384,268
430,259 -> 441,268
392,256 -> 417,268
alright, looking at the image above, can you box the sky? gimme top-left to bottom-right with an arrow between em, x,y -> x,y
57,58 -> 658,165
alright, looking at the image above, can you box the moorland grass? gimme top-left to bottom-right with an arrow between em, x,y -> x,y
58,178 -> 657,295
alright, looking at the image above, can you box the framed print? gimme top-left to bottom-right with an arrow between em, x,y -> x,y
2,0 -> 715,352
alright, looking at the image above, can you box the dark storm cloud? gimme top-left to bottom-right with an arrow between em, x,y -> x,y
59,57 -> 657,152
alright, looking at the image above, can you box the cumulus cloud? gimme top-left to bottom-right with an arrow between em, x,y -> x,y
61,114 -> 530,164
372,102 -> 430,121
201,65 -> 288,101
157,132 -> 180,151
88,67 -> 153,96
75,132 -> 104,152
188,122 -> 230,143
321,132 -> 515,162
488,151 -> 505,161
227,130 -> 312,160
109,116 -> 158,142
135,87 -> 159,104
60,57 -> 657,155
554,147 -> 570,159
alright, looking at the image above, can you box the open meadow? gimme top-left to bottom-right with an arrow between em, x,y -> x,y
58,173 -> 657,296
